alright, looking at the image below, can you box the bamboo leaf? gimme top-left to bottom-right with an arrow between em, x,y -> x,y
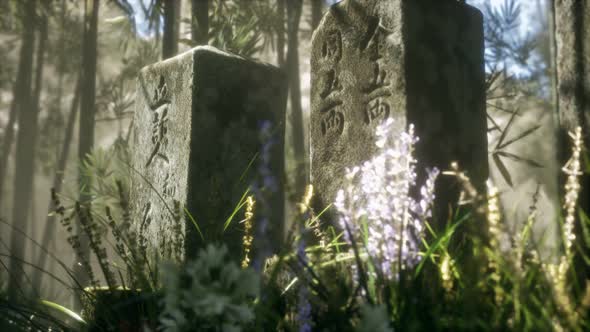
493,153 -> 513,187
495,150 -> 543,168
495,107 -> 520,150
498,124 -> 541,149
485,69 -> 502,91
487,113 -> 502,132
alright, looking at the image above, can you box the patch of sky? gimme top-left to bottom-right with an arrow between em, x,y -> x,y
471,0 -> 546,74
129,0 -> 547,92
128,0 -> 162,38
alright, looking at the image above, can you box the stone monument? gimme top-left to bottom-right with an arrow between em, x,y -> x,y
131,46 -> 287,261
310,0 -> 488,223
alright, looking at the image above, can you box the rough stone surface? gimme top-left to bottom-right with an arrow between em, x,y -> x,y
554,0 -> 590,136
554,0 -> 590,265
310,0 -> 488,222
131,46 -> 287,261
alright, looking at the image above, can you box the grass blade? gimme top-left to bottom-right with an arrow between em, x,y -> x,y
184,207 -> 204,241
38,299 -> 87,325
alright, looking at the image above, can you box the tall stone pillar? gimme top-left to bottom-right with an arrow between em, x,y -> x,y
131,46 -> 287,261
310,0 -> 487,224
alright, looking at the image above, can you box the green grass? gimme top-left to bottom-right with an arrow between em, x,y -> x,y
1,144 -> 589,332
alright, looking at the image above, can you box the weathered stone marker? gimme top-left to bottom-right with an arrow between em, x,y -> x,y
311,0 -> 488,222
131,46 -> 287,261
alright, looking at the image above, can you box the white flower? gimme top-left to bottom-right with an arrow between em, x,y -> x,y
335,120 -> 438,280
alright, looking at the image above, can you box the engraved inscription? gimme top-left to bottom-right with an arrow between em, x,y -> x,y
360,16 -> 379,51
322,30 -> 342,62
365,97 -> 390,124
146,76 -> 171,167
140,201 -> 153,246
141,202 -> 152,227
146,104 -> 170,167
321,109 -> 345,137
363,61 -> 390,94
318,29 -> 344,140
361,16 -> 388,61
319,100 -> 344,114
140,75 -> 180,249
320,69 -> 343,98
153,75 -> 170,107
162,171 -> 177,197
360,17 -> 393,125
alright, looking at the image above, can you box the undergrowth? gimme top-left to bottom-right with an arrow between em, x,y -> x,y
0,124 -> 589,332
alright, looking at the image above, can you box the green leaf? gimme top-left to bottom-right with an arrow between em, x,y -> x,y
579,209 -> 590,248
493,152 -> 513,187
495,107 -> 520,150
184,207 -> 204,241
237,152 -> 258,186
487,112 -> 502,132
223,187 -> 251,232
415,212 -> 470,277
495,150 -> 543,168
38,299 -> 86,325
497,124 -> 541,150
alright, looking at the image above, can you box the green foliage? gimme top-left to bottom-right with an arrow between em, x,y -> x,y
482,0 -> 549,187
0,289 -> 83,332
180,0 -> 281,58
490,106 -> 543,186
159,244 -> 260,332
77,139 -> 132,212
355,304 -> 393,332
482,0 -> 550,94
0,42 -> 15,92
2,148 -> 590,331
3,1 -> 585,331
45,2 -> 84,74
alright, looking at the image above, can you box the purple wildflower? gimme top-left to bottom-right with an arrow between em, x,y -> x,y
251,120 -> 277,272
297,285 -> 313,332
334,119 -> 439,280
296,237 -> 313,332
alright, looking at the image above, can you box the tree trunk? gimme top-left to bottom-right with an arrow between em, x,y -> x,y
311,0 -> 322,31
55,0 -> 67,113
191,0 -> 208,45
75,0 -> 99,303
0,0 -> 39,209
286,0 -> 306,195
79,0 -> 99,201
8,0 -> 38,300
155,3 -> 161,47
0,79 -> 18,210
549,0 -> 559,129
162,0 -> 180,59
277,0 -> 286,68
554,0 -> 590,137
32,13 -> 47,112
32,79 -> 81,292
27,6 -> 48,267
553,0 -> 590,277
